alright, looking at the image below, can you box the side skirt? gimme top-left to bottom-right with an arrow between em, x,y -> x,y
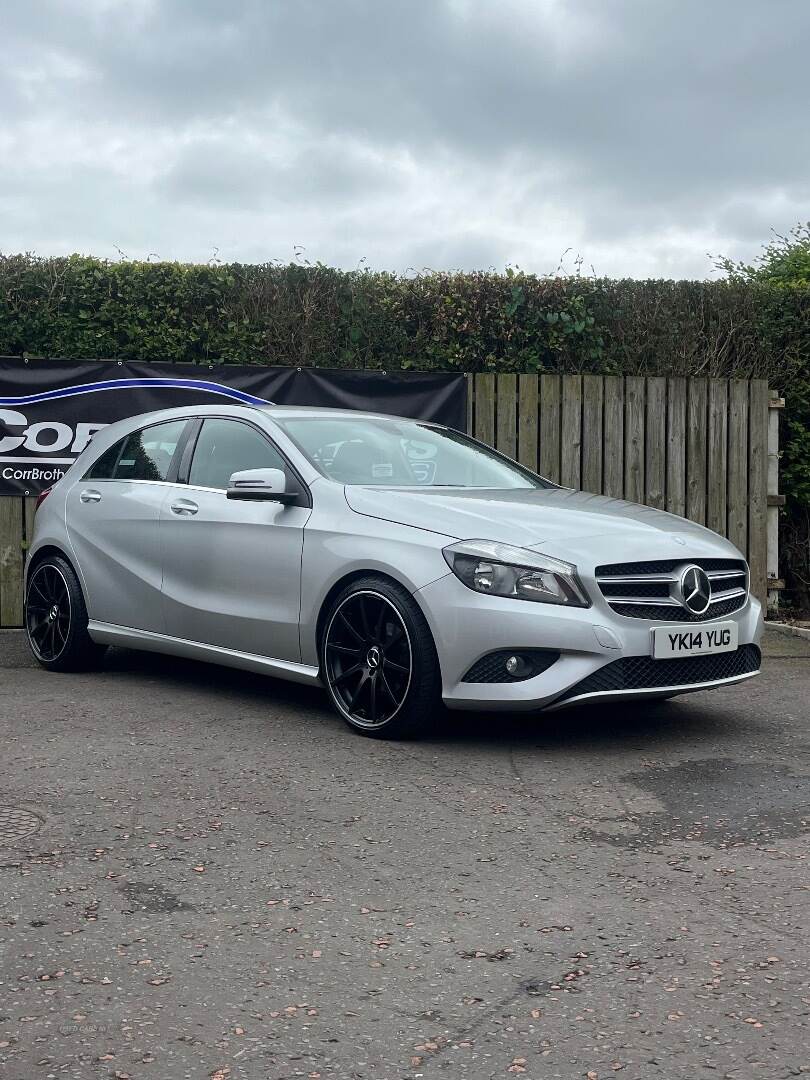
87,621 -> 322,686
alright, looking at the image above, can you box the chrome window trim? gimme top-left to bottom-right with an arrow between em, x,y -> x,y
74,477 -> 186,488
72,478 -> 240,497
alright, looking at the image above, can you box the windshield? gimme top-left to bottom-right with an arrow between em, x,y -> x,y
275,416 -> 548,489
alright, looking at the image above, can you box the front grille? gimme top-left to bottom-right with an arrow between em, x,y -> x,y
596,557 -> 748,622
558,644 -> 761,702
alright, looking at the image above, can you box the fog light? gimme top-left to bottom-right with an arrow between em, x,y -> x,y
462,649 -> 560,684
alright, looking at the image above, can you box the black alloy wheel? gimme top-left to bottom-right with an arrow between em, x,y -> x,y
322,577 -> 441,738
324,590 -> 412,729
25,555 -> 107,672
26,563 -> 71,663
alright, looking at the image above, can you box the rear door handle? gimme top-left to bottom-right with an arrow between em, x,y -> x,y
79,489 -> 102,503
170,499 -> 199,516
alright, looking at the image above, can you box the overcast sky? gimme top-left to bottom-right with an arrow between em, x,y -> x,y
2,0 -> 808,279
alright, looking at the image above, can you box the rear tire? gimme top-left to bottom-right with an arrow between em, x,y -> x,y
320,575 -> 441,739
25,555 -> 108,672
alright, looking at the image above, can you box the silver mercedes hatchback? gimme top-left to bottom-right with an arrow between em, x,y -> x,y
25,403 -> 762,737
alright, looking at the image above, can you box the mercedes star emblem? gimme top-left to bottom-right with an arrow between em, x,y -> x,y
678,564 -> 712,614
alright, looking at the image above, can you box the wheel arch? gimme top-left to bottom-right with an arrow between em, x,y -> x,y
316,570 -> 393,653
25,543 -> 78,586
314,568 -> 434,661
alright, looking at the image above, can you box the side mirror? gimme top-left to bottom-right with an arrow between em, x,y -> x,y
226,468 -> 299,503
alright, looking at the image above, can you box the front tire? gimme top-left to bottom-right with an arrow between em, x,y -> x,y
321,576 -> 441,738
25,555 -> 107,672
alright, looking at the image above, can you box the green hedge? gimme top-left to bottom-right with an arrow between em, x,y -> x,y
2,253 -> 807,377
2,254 -> 809,604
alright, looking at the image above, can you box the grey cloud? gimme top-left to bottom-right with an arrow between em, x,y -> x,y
158,137 -> 403,210
1,0 -> 808,277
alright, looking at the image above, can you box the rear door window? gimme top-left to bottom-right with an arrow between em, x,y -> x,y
85,420 -> 187,481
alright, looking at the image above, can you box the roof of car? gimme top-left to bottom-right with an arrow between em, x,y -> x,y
96,402 -> 442,431
259,405 -> 423,422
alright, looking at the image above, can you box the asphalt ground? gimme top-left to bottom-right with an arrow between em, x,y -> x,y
1,627 -> 809,1080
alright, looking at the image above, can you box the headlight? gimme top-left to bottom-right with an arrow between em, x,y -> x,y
442,540 -> 590,607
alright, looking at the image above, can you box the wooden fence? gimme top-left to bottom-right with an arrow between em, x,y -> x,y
466,374 -> 776,605
0,374 -> 777,627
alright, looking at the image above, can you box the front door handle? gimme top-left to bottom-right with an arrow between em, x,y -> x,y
170,499 -> 199,516
79,489 -> 102,503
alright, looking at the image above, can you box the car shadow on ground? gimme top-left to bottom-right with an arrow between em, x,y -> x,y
100,645 -> 741,751
428,697 -> 738,749
101,645 -> 328,710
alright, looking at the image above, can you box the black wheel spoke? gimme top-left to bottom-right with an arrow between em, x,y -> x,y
327,642 -> 362,657
338,611 -> 363,643
367,675 -> 378,724
30,578 -> 50,604
44,568 -> 58,601
357,596 -> 372,639
348,671 -> 370,712
333,662 -> 363,687
383,657 -> 409,674
377,666 -> 398,705
374,603 -> 386,642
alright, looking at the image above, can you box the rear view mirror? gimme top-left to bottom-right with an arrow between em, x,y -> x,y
227,468 -> 299,503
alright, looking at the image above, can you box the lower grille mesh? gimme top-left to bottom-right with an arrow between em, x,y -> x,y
559,644 -> 761,702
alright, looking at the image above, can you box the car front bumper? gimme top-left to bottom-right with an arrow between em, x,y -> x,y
415,573 -> 763,711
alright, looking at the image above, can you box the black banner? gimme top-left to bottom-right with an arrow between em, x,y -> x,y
0,358 -> 467,495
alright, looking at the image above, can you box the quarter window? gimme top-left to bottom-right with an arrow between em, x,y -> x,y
85,420 -> 187,481
188,419 -> 286,490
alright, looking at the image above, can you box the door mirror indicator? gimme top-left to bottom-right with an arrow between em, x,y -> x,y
226,468 -> 299,503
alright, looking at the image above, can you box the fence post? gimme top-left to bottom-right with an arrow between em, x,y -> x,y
517,374 -> 538,470
0,498 -> 25,628
767,392 -> 785,614
747,380 -> 769,605
474,374 -> 495,447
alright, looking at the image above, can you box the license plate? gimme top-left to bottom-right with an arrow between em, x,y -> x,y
652,620 -> 738,659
